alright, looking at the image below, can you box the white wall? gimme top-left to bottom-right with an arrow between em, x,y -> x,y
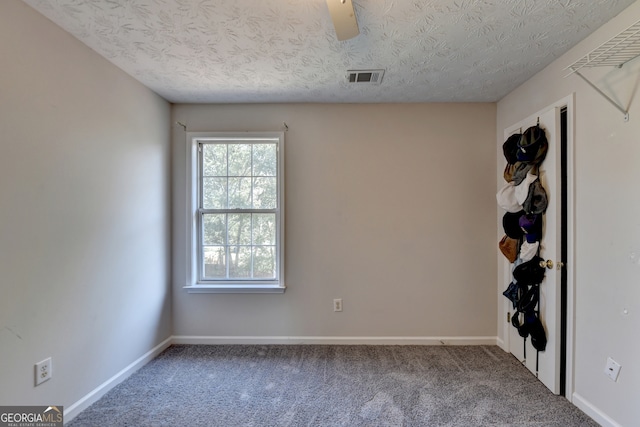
172,103 -> 497,340
0,0 -> 171,415
497,3 -> 640,426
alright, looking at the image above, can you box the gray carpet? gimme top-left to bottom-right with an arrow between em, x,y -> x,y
67,345 -> 598,427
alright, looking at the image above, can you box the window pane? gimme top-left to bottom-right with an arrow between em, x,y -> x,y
203,246 -> 226,278
195,135 -> 282,285
203,214 -> 226,245
253,177 -> 277,209
228,144 -> 251,177
203,177 -> 227,209
253,144 -> 277,176
253,214 -> 275,245
203,144 -> 227,176
253,246 -> 276,279
229,246 -> 251,278
228,214 -> 251,245
228,177 -> 251,209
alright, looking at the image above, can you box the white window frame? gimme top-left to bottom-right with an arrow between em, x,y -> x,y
184,132 -> 285,294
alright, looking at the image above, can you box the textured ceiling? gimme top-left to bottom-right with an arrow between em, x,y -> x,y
22,0 -> 635,103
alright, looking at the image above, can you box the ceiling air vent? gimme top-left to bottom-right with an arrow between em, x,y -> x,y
347,69 -> 385,85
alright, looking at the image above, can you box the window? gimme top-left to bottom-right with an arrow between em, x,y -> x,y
185,132 -> 285,293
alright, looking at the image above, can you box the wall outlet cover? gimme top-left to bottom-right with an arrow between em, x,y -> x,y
35,357 -> 52,386
604,357 -> 621,382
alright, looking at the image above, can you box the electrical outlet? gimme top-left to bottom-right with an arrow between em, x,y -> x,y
604,357 -> 621,382
333,298 -> 343,312
35,357 -> 52,386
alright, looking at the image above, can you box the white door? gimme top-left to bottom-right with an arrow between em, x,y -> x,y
504,105 -> 562,394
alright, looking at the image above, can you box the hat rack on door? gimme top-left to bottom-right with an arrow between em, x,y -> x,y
564,19 -> 640,122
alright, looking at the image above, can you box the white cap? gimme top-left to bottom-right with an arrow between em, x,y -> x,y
519,241 -> 540,262
497,182 -> 523,213
515,171 -> 538,205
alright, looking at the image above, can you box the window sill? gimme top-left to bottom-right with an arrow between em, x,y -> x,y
183,284 -> 286,294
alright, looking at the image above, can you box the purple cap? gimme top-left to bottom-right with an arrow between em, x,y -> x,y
519,214 -> 542,243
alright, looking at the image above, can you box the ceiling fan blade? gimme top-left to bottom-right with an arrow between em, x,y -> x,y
326,0 -> 359,41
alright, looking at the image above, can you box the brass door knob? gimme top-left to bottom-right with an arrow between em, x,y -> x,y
539,259 -> 554,269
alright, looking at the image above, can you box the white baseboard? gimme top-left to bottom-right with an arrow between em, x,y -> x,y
171,335 -> 498,346
572,392 -> 622,427
64,337 -> 172,424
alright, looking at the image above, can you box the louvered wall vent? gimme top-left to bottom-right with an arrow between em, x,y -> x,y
346,69 -> 385,84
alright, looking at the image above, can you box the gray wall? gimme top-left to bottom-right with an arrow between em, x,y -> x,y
0,0 -> 172,411
497,2 -> 640,425
172,103 -> 498,340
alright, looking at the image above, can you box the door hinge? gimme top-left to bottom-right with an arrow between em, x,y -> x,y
507,312 -> 511,323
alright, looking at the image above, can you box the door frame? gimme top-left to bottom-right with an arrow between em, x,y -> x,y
498,94 -> 576,400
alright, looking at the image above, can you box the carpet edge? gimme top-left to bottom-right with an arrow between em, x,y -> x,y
171,335 -> 498,345
64,337 -> 172,424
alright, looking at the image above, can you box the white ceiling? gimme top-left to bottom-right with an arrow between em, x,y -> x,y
23,0 -> 635,104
